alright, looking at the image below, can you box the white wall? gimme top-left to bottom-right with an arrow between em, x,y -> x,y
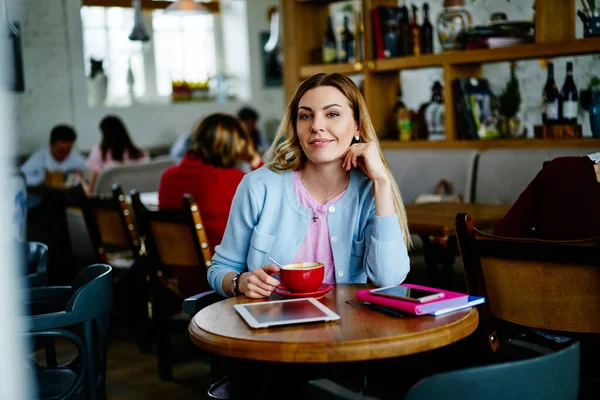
11,0 -> 74,153
13,0 -> 285,155
0,9 -> 33,397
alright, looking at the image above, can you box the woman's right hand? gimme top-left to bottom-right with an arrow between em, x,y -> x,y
238,264 -> 281,298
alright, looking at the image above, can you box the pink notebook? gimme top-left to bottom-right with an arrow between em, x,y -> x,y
355,284 -> 469,315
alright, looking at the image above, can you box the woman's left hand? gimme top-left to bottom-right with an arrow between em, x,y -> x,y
341,142 -> 388,183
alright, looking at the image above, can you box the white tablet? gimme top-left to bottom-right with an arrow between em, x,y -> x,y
234,298 -> 341,329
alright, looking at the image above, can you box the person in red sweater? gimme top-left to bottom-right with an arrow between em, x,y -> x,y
493,153 -> 600,240
159,113 -> 264,255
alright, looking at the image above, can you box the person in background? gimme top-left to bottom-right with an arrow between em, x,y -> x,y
494,153 -> 600,240
238,106 -> 268,154
86,115 -> 150,192
207,73 -> 411,300
20,124 -> 87,187
159,113 -> 263,256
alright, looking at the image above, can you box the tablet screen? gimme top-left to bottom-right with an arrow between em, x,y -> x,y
234,298 -> 340,328
249,300 -> 328,324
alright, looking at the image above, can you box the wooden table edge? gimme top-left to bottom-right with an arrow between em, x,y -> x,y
189,307 -> 479,363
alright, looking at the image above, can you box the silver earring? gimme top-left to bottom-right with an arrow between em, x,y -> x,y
354,135 -> 360,141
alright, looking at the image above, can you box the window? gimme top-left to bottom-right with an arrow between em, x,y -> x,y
80,6 -> 217,106
152,11 -> 217,97
81,7 -> 146,106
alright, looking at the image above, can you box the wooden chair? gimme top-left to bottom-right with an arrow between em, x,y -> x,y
455,213 -> 600,356
76,183 -> 140,270
130,190 -> 220,381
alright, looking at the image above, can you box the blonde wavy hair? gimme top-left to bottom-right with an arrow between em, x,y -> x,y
267,73 -> 411,248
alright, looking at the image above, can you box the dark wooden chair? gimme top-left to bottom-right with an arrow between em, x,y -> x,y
130,190 -> 221,381
455,213 -> 600,357
76,183 -> 140,270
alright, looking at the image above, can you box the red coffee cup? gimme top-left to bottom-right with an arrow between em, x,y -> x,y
270,262 -> 324,293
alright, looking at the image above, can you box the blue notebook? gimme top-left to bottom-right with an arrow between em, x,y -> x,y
428,296 -> 485,316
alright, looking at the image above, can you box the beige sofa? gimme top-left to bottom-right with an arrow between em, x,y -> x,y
384,147 -> 596,206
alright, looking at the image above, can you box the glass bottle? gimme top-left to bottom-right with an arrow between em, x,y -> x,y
322,16 -> 337,64
542,62 -> 560,125
340,15 -> 355,63
398,2 -> 412,56
560,61 -> 578,124
436,0 -> 472,51
410,5 -> 421,56
420,3 -> 434,54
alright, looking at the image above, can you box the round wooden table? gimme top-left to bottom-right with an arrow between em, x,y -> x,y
189,284 -> 478,363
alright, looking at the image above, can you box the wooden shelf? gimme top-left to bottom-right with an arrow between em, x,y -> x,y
380,138 -> 600,150
299,62 -> 364,78
373,38 -> 600,72
284,0 -> 596,150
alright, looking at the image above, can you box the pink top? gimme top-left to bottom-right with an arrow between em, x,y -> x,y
292,171 -> 347,285
86,146 -> 150,172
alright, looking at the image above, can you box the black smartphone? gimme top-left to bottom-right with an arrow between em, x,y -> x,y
370,285 -> 445,303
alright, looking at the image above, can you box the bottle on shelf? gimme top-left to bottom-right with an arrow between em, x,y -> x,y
542,61 -> 560,125
417,81 -> 444,140
339,15 -> 355,63
560,61 -> 578,124
410,4 -> 421,56
420,3 -> 434,54
398,2 -> 412,56
394,87 -> 412,141
322,16 -> 337,64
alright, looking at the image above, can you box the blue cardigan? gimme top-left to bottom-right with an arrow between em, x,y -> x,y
207,167 -> 410,297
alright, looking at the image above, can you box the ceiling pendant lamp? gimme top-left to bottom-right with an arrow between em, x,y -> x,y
128,0 -> 151,42
165,0 -> 211,14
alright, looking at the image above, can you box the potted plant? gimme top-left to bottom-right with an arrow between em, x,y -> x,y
497,62 -> 522,138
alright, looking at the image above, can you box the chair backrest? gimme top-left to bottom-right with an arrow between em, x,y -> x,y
456,213 -> 600,342
383,149 -> 478,203
77,183 -> 140,262
93,157 -> 174,195
131,190 -> 212,297
68,264 -> 112,400
404,341 -> 580,400
22,241 -> 48,287
67,264 -> 114,320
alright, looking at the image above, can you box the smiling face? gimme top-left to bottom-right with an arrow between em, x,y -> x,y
296,86 -> 358,166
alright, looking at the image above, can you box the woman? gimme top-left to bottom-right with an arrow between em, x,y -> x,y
86,115 -> 149,190
207,73 -> 411,299
159,113 -> 263,254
